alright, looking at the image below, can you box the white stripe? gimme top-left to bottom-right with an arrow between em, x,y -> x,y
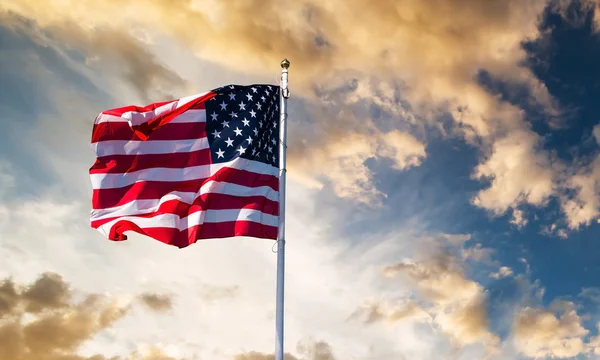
95,94 -> 209,125
96,109 -> 206,126
96,113 -> 129,124
90,157 -> 279,190
92,138 -> 209,157
90,181 -> 278,220
96,208 -> 278,236
124,95 -> 207,126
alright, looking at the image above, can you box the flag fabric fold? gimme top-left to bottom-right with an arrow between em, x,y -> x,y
89,84 -> 281,248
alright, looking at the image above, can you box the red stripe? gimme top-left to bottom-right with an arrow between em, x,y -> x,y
102,100 -> 176,117
91,168 -> 279,209
92,121 -> 206,143
90,149 -> 211,174
107,221 -> 277,248
101,100 -> 206,117
91,193 -> 279,228
128,93 -> 215,140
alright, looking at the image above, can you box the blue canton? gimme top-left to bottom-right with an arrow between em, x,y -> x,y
205,84 -> 280,167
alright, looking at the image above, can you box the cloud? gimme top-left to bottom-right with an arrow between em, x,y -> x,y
559,126 -> 600,229
128,347 -> 185,360
510,209 -> 529,229
1,13 -> 186,104
138,293 -> 173,313
233,353 -> 298,360
587,324 -> 600,355
471,130 -> 555,215
0,0 -> 562,212
513,301 -> 589,358
288,128 -> 426,206
0,272 -> 189,360
490,266 -> 514,279
0,272 -> 128,359
551,0 -> 600,31
381,251 -> 499,353
0,159 -> 15,201
198,284 -> 241,304
348,299 -> 430,325
234,340 -> 336,360
461,243 -> 496,263
296,340 -> 337,360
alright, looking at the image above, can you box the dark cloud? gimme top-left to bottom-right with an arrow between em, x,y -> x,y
0,272 -> 186,360
54,26 -> 187,103
1,10 -> 186,105
21,272 -> 71,313
0,279 -> 19,316
138,292 -> 173,313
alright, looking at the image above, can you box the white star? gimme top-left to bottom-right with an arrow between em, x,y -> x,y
242,118 -> 250,127
268,146 -> 273,153
219,101 -> 227,110
271,137 -> 277,145
268,85 -> 272,90
211,129 -> 221,138
251,87 -> 258,93
253,128 -> 258,136
250,110 -> 256,118
229,111 -> 238,118
275,104 -> 279,111
225,137 -> 234,147
246,93 -> 253,101
246,136 -> 253,145
252,148 -> 257,156
237,146 -> 247,155
228,93 -> 236,100
210,112 -> 218,121
216,148 -> 225,158
221,120 -> 230,128
256,103 -> 262,110
258,140 -> 262,147
261,96 -> 266,102
234,127 -> 243,136
239,101 -> 246,110
259,120 -> 263,128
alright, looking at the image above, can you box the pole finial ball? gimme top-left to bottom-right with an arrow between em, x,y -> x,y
281,58 -> 290,69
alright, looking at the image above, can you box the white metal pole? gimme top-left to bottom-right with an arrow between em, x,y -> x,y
275,58 -> 290,360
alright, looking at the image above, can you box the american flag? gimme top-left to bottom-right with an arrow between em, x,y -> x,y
89,84 -> 281,248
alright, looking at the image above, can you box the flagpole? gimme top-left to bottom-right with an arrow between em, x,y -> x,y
275,58 -> 290,360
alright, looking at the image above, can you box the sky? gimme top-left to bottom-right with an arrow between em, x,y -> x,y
3,0 -> 600,359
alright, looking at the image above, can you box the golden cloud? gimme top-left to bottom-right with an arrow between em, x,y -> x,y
514,302 -> 589,358
348,299 -> 430,325
0,272 -> 184,360
381,251 -> 499,353
0,0 -> 562,210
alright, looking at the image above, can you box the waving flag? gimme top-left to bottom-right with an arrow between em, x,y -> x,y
89,84 -> 281,248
